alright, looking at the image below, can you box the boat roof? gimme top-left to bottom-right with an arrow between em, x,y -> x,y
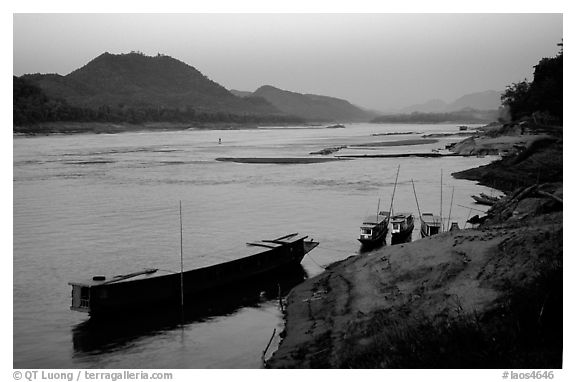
69,233 -> 308,287
420,213 -> 442,225
391,212 -> 413,221
362,214 -> 388,225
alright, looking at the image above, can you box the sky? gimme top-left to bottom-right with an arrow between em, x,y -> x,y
13,13 -> 562,111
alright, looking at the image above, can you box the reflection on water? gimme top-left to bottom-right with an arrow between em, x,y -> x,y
72,265 -> 307,356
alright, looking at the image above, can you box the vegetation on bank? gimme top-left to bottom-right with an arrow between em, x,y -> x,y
370,108 -> 499,124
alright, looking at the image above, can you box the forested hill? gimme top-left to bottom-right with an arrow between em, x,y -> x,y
13,75 -> 303,128
21,52 -> 279,115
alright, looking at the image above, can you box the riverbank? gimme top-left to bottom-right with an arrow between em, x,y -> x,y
451,122 -> 562,191
267,121 -> 563,368
13,121 -> 271,136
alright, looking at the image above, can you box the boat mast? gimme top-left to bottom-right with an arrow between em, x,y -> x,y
440,169 -> 443,232
411,179 -> 422,219
179,201 -> 185,324
388,165 -> 401,220
376,198 -> 381,221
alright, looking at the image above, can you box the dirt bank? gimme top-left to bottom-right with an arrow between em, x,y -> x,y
268,210 -> 562,368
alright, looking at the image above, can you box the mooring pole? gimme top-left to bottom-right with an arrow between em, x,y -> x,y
447,186 -> 455,229
179,201 -> 185,326
440,169 -> 443,232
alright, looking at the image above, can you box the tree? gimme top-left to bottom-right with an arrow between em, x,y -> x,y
501,80 -> 532,121
500,44 -> 563,123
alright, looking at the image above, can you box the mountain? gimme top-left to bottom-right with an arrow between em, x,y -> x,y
21,52 -> 280,115
401,99 -> 448,113
251,85 -> 376,122
401,90 -> 503,113
446,90 -> 503,111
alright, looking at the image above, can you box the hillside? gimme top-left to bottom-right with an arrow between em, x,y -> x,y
446,90 -> 502,111
251,85 -> 376,122
401,90 -> 502,113
22,52 -> 280,115
400,98 -> 448,113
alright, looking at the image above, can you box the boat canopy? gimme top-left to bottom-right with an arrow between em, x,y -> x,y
362,214 -> 388,225
421,213 -> 441,226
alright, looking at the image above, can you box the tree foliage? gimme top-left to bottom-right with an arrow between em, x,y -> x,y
501,45 -> 563,123
371,109 -> 499,124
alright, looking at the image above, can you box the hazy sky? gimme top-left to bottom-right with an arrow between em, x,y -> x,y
13,13 -> 562,111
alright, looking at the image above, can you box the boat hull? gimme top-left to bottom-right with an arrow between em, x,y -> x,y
420,214 -> 442,238
357,227 -> 387,245
471,195 -> 497,206
70,235 -> 318,316
391,225 -> 414,244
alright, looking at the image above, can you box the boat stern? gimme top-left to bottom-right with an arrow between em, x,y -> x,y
303,239 -> 319,254
68,282 -> 91,314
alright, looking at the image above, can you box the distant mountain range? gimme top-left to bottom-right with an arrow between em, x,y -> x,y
400,90 -> 503,113
16,51 -> 504,127
19,52 -> 374,123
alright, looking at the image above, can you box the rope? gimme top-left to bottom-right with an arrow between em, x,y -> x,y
306,251 -> 327,270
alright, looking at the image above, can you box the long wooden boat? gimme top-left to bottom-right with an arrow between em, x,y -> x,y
471,193 -> 500,206
420,213 -> 442,237
358,211 -> 390,245
69,233 -> 318,316
390,212 -> 414,244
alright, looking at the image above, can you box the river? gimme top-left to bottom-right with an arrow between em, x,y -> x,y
13,123 -> 498,368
